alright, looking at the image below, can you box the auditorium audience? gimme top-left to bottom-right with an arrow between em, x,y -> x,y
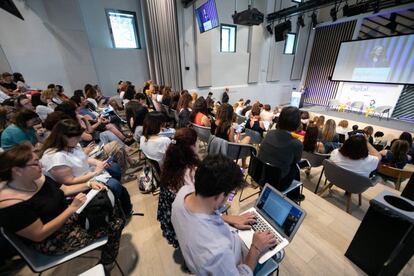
330,134 -> 381,177
1,109 -> 43,150
380,140 -> 411,169
241,99 -> 252,116
258,106 -> 303,201
315,115 -> 325,130
303,124 -> 325,154
260,104 -> 274,124
245,103 -> 265,136
205,92 -> 214,109
31,93 -> 54,121
399,132 -> 414,161
300,111 -> 310,131
12,72 -> 30,92
140,112 -> 171,166
0,72 -> 19,95
336,120 -> 350,140
176,93 -> 192,128
172,154 -> 275,275
364,126 -> 374,145
0,143 -> 125,273
235,99 -> 245,115
190,97 -> 211,127
39,119 -> 132,211
320,119 -> 339,153
125,92 -> 148,139
14,94 -> 33,111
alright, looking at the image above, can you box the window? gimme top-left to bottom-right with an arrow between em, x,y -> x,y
220,24 -> 236,52
284,33 -> 297,55
106,9 -> 140,49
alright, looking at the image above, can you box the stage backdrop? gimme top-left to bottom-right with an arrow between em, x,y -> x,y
335,82 -> 403,114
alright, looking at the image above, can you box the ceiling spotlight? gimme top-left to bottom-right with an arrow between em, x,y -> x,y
297,15 -> 305,27
266,24 -> 273,35
330,7 -> 337,22
311,12 -> 317,29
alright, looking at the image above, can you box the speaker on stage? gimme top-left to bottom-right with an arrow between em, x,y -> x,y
345,191 -> 414,275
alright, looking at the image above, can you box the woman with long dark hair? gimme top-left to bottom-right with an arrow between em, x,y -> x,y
190,97 -> 211,127
158,128 -> 199,247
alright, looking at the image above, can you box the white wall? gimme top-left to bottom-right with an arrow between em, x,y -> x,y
0,0 -> 149,96
177,0 -> 310,107
0,0 -> 73,91
78,0 -> 149,95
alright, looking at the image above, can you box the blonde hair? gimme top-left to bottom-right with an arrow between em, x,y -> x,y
41,88 -> 55,100
191,92 -> 198,102
322,119 -> 336,142
338,120 -> 348,128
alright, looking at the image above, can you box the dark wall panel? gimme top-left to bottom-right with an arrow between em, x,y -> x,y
304,20 -> 356,106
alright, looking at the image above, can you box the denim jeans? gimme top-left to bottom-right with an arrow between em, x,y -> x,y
104,162 -> 122,197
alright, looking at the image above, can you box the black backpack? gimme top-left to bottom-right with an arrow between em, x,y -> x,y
78,189 -> 115,232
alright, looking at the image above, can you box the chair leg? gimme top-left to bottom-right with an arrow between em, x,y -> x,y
315,168 -> 325,194
115,259 -> 125,276
358,194 -> 362,206
318,183 -> 333,196
395,177 -> 401,191
346,193 -> 352,214
239,186 -> 261,203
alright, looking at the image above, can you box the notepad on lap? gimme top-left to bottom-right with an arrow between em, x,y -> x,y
76,189 -> 100,214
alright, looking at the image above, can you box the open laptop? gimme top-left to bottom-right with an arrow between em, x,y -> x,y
238,184 -> 306,264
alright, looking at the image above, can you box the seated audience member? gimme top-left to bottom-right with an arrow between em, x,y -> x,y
176,93 -> 192,128
55,85 -> 69,102
41,88 -> 58,110
205,92 -> 214,110
221,89 -> 229,104
213,103 -> 251,144
12,72 -> 31,92
125,92 -> 148,139
72,95 -> 98,121
190,97 -> 211,127
122,85 -> 136,107
39,119 -> 132,213
31,93 -> 53,121
0,72 -> 19,95
161,86 -> 172,107
85,86 -> 100,110
158,128 -> 200,248
170,91 -> 180,110
348,124 -> 359,137
315,115 -> 325,130
0,144 -> 125,272
74,89 -> 85,98
14,94 -> 34,111
140,112 -> 171,166
245,103 -> 265,136
330,134 -> 381,177
1,109 -> 44,150
380,140 -> 411,169
300,111 -> 310,131
320,119 -> 339,153
258,106 -> 303,201
260,104 -> 274,124
241,99 -> 252,116
364,126 -> 374,145
150,84 -> 162,112
191,92 -> 198,107
399,132 -> 414,161
0,107 -> 9,140
172,154 -> 276,275
336,120 -> 350,140
235,99 -> 245,115
303,124 -> 325,154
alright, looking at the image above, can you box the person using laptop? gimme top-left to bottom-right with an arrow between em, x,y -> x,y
172,154 -> 277,275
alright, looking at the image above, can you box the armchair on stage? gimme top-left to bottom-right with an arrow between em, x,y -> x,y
326,100 -> 392,120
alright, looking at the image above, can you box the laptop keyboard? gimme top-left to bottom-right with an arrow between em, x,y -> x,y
251,215 -> 283,245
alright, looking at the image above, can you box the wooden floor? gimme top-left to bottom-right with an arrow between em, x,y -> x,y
2,164 -> 414,276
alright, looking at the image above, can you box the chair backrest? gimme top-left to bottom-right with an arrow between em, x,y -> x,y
227,142 -> 256,162
323,159 -> 375,194
301,151 -> 330,168
236,114 -> 246,124
1,227 -> 107,273
244,128 -> 262,144
338,133 -> 345,143
401,173 -> 414,201
190,122 -> 211,143
378,164 -> 413,180
248,151 -> 281,188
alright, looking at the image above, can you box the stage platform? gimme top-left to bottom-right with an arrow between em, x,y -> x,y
301,105 -> 413,138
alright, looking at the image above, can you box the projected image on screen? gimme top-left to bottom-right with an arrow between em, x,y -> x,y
195,0 -> 219,33
332,34 -> 414,84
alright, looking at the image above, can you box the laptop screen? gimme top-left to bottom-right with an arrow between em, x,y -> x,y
256,186 -> 304,239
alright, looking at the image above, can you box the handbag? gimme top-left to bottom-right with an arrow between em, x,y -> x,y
138,165 -> 158,193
